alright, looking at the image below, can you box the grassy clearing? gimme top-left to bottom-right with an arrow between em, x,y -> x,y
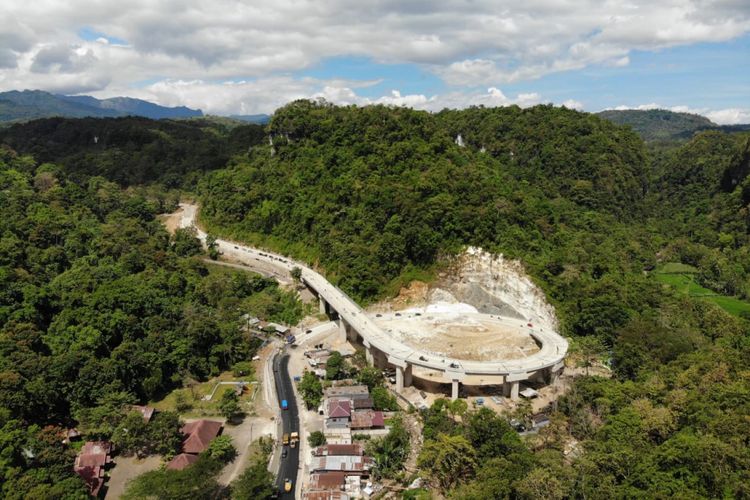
654,263 -> 750,317
658,262 -> 699,274
150,370 -> 257,418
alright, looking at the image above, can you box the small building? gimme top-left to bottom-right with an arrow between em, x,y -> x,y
352,398 -> 373,410
311,455 -> 374,475
350,410 -> 385,430
303,491 -> 350,500
324,385 -> 370,401
74,441 -> 113,497
326,400 -> 351,429
181,420 -> 222,454
308,471 -> 348,490
128,404 -> 155,422
268,322 -> 290,336
312,444 -> 364,457
167,453 -> 199,471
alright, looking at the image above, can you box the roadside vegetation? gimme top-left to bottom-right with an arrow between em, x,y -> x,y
0,147 -> 300,497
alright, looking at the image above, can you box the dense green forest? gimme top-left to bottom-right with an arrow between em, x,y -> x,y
197,101 -> 750,497
0,146 -> 299,498
0,117 -> 265,187
2,102 -> 750,498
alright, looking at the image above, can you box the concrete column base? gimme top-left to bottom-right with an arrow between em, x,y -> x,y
451,380 -> 460,400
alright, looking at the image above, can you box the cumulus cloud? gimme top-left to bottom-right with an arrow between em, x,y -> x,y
0,1 -> 748,115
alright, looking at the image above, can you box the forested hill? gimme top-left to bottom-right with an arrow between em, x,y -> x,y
597,108 -> 750,142
0,116 -> 266,187
200,102 -> 650,303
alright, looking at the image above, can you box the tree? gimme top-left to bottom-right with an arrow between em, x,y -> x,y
231,459 -> 275,500
418,433 -> 478,490
205,435 -> 237,463
371,386 -> 398,411
571,336 -> 606,376
366,415 -> 410,479
298,371 -> 323,409
325,351 -> 347,380
147,411 -> 183,456
356,366 -> 383,391
206,234 -> 220,260
307,430 -> 326,447
290,266 -> 302,282
112,411 -> 151,457
515,467 -> 567,500
219,389 -> 243,421
122,454 -> 224,499
172,227 -> 202,257
465,408 -> 528,460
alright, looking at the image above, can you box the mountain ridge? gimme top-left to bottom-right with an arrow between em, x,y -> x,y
0,89 -> 203,122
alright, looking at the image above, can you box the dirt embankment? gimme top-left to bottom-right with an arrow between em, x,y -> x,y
437,247 -> 558,332
377,247 -> 559,332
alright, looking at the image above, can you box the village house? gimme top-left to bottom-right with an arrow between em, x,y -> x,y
73,441 -> 113,497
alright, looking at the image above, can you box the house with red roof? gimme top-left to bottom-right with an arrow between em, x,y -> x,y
326,400 -> 351,429
73,441 -> 112,496
181,420 -> 222,454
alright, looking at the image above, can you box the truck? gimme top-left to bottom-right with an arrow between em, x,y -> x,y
281,399 -> 288,410
290,431 -> 299,448
282,433 -> 290,446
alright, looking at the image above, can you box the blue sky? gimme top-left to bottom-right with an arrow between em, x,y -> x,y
1,1 -> 749,122
302,34 -> 750,113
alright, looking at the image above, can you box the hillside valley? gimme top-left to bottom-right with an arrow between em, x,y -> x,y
0,102 -> 749,498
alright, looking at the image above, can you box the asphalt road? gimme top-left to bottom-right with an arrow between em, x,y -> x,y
273,352 -> 300,498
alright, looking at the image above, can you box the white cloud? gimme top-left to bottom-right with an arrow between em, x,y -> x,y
704,108 -> 750,125
0,1 -> 747,115
562,99 -> 584,110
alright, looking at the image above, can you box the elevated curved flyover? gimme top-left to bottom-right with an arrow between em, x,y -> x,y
180,204 -> 568,399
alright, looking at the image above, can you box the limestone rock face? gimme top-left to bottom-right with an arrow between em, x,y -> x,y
445,247 -> 558,332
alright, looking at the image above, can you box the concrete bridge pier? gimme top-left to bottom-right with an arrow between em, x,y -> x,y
338,318 -> 348,342
394,364 -> 413,393
451,379 -> 460,400
319,297 -> 327,315
504,372 -> 527,400
548,361 -> 565,385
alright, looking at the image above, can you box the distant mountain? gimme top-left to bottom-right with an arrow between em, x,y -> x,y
0,89 -> 202,123
229,114 -> 271,124
597,109 -> 717,142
